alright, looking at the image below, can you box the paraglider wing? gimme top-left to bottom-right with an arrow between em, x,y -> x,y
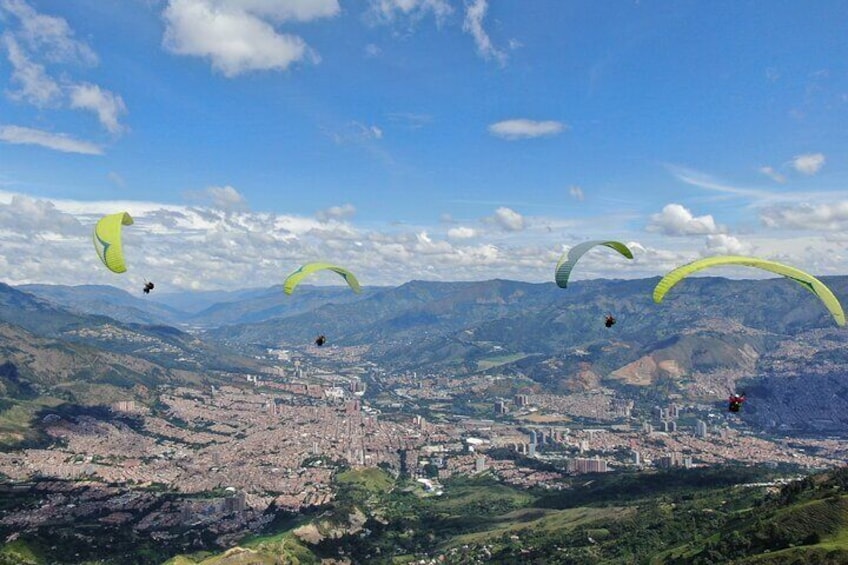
93,212 -> 134,274
652,255 -> 846,326
555,240 -> 634,288
283,262 -> 361,295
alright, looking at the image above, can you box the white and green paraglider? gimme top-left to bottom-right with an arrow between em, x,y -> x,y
554,240 -> 634,288
93,211 -> 155,294
653,255 -> 846,327
283,262 -> 361,295
93,212 -> 134,274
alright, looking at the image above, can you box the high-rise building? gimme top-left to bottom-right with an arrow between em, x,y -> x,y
494,400 -> 507,415
529,430 -> 538,446
568,457 -> 608,474
696,419 -> 708,438
668,403 -> 680,419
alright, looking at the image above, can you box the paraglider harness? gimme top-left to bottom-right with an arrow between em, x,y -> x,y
605,314 -> 616,328
315,335 -> 326,347
728,392 -> 746,413
143,281 -> 155,294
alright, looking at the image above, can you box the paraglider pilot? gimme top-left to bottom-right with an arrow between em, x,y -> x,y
728,392 -> 746,413
315,335 -> 326,347
604,314 -> 616,328
143,281 -> 155,294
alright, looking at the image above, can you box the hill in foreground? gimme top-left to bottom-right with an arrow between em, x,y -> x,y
158,465 -> 848,565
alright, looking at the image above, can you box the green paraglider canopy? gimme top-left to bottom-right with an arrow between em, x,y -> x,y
283,262 -> 361,295
93,212 -> 134,274
653,255 -> 845,326
555,240 -> 634,288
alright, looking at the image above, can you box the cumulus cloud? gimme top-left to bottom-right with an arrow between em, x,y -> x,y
647,203 -> 724,236
0,125 -> 103,154
703,234 -> 750,256
316,203 -> 356,221
761,201 -> 848,231
569,185 -> 584,201
488,119 -> 565,140
3,188 -> 846,290
183,185 -> 249,212
0,194 -> 84,235
790,153 -> 825,175
447,226 -> 476,239
161,0 -> 322,77
462,0 -> 505,65
758,166 -> 786,183
488,206 -> 525,231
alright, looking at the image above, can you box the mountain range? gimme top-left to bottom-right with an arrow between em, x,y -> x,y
6,275 -> 848,435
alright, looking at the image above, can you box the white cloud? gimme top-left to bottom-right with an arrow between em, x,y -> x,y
0,0 -> 97,65
489,206 -> 525,232
488,119 -> 565,140
162,0 -> 320,77
703,234 -> 750,256
183,185 -> 249,212
68,83 -> 128,134
647,203 -> 723,236
329,121 -> 384,144
222,0 -> 340,22
1,1 -> 127,135
0,125 -> 102,154
108,172 -> 126,188
790,153 -> 825,175
1,33 -> 62,106
367,0 -> 453,24
447,226 -> 476,239
758,166 -> 786,183
569,185 -> 584,201
317,203 -> 356,221
761,201 -> 848,231
364,43 -> 381,57
462,0 -> 505,65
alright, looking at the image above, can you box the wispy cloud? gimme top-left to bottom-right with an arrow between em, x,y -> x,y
0,0 -> 127,137
0,125 -> 103,154
366,0 -> 453,25
758,166 -> 786,183
569,185 -> 585,201
488,119 -> 566,140
463,0 -> 506,65
666,164 -> 771,199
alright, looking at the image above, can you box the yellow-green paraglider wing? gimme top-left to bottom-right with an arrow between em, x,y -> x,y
653,255 -> 846,326
93,212 -> 134,274
555,240 -> 634,288
283,262 -> 361,295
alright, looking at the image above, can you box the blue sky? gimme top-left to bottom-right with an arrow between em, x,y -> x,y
1,0 -> 847,291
